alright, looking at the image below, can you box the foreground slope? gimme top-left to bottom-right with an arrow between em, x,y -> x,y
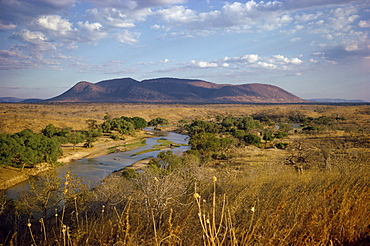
46,77 -> 305,103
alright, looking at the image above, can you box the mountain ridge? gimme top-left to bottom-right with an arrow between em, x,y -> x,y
45,77 -> 305,103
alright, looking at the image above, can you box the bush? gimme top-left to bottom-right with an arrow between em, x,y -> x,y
243,134 -> 261,146
275,142 -> 289,149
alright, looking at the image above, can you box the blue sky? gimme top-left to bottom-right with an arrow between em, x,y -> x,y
0,0 -> 369,101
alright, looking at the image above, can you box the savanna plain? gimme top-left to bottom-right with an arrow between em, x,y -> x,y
0,103 -> 369,245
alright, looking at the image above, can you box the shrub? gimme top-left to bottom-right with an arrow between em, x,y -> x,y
243,134 -> 261,146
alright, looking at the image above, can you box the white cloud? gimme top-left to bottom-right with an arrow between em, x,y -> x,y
358,20 -> 370,28
190,60 -> 218,68
86,0 -> 186,9
0,22 -> 16,30
77,21 -> 108,43
85,8 -> 138,28
115,30 -> 140,44
295,12 -> 323,22
157,5 -> 196,22
160,58 -> 170,63
36,15 -> 75,35
78,21 -> 103,32
187,53 -> 304,72
12,29 -> 48,44
290,37 -> 301,42
0,46 -> 30,59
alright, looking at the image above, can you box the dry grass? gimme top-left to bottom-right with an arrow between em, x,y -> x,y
1,103 -> 368,134
0,103 -> 369,245
4,154 -> 368,245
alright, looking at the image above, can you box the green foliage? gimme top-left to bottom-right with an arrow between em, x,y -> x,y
263,132 -> 274,142
0,129 -> 62,168
131,116 -> 148,129
67,132 -> 84,149
148,117 -> 169,127
274,131 -> 289,139
186,120 -> 220,135
83,130 -> 102,148
121,168 -> 137,179
86,119 -> 99,131
230,129 -> 246,139
41,124 -> 57,138
278,123 -> 293,132
275,142 -> 289,149
110,133 -> 120,140
105,118 -> 135,135
101,116 -> 146,134
243,134 -> 261,146
189,132 -> 234,154
147,151 -> 182,176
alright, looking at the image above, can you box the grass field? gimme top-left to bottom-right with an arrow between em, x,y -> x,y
0,103 -> 369,245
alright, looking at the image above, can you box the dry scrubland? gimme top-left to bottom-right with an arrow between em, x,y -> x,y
0,103 -> 369,245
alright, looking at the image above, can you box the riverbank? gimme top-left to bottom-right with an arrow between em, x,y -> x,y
0,131 -> 151,190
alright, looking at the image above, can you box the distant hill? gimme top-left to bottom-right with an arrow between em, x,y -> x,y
45,77 -> 305,103
307,98 -> 368,103
0,97 -> 42,103
0,97 -> 24,103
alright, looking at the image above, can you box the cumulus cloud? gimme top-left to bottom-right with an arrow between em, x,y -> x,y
155,1 -> 288,32
77,21 -> 108,43
115,30 -> 140,44
36,15 -> 75,35
322,40 -> 370,62
358,20 -> 370,28
12,29 -> 49,45
0,22 -> 16,30
85,8 -> 145,28
157,6 -> 196,22
189,60 -> 219,68
187,53 -> 303,71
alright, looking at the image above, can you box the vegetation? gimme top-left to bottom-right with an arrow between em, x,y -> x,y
0,129 -> 61,168
0,103 -> 369,245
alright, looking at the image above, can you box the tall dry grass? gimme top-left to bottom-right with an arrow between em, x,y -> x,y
2,150 -> 368,245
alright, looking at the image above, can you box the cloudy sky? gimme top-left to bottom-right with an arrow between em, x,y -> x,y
0,0 -> 369,101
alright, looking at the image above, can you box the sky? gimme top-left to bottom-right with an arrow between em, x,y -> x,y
0,0 -> 369,101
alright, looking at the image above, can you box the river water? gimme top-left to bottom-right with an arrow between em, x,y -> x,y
6,128 -> 190,199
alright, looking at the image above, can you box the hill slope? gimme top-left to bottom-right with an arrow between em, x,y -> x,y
45,77 -> 305,103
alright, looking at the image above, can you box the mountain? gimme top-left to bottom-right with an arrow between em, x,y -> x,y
45,77 -> 305,103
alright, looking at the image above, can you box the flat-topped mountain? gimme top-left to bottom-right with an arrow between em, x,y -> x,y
45,77 -> 305,103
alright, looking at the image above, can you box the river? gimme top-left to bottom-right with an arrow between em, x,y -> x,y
5,128 -> 190,199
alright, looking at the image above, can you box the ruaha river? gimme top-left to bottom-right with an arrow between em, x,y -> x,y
6,128 -> 190,199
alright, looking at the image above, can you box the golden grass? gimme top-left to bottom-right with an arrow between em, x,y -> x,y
1,103 -> 369,134
0,103 -> 369,245
7,155 -> 367,245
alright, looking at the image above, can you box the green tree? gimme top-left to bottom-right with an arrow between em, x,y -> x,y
83,130 -> 102,148
243,134 -> 261,146
263,132 -> 274,142
41,124 -> 57,138
186,120 -> 220,135
67,132 -> 84,149
86,119 -> 99,131
148,117 -> 169,127
149,150 -> 181,173
131,116 -> 147,129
